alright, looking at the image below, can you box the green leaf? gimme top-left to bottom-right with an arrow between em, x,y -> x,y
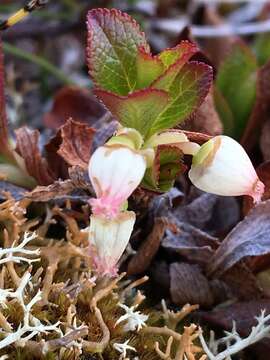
87,8 -> 149,95
254,33 -> 270,66
147,61 -> 213,138
142,145 -> 184,192
216,42 -> 257,139
135,41 -> 198,90
136,47 -> 164,90
213,86 -> 235,137
95,89 -> 169,137
158,41 -> 198,69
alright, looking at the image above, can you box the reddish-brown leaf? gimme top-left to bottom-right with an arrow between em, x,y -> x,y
170,262 -> 214,307
260,119 -> 270,161
45,130 -> 69,180
180,130 -> 212,145
25,180 -> 75,202
208,200 -> 270,277
180,88 -> 223,136
0,38 -> 14,161
15,127 -> 55,186
57,119 -> 95,170
43,86 -> 105,129
127,217 -> 168,275
199,300 -> 270,336
162,222 -> 218,266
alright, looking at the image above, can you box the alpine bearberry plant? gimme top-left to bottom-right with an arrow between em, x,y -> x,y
85,8 -> 264,277
0,5 -> 268,360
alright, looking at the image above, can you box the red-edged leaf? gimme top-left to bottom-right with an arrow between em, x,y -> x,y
158,40 -> 198,69
136,47 -> 164,89
135,41 -> 198,90
208,200 -> 270,277
142,144 -> 184,192
15,127 -> 55,186
57,119 -> 95,170
148,62 -> 213,137
180,130 -> 212,144
43,86 -> 105,129
86,8 -> 149,95
95,88 -> 169,137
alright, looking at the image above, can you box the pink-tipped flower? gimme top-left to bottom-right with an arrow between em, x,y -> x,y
89,211 -> 136,276
189,135 -> 265,203
89,145 -> 146,219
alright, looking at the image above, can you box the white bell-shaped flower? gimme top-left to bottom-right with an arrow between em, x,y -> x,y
89,211 -> 136,276
88,145 -> 146,219
189,135 -> 264,203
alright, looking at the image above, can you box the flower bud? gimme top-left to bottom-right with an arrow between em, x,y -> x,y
89,211 -> 136,276
144,131 -> 200,155
189,135 -> 264,203
89,145 -> 146,219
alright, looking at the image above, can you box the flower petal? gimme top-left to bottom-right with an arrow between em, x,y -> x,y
189,135 -> 264,202
89,211 -> 136,276
89,145 -> 146,218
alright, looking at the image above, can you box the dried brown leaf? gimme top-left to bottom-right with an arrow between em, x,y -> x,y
162,222 -> 218,266
208,200 -> 270,277
127,217 -> 168,275
25,180 -> 75,202
201,6 -> 238,68
57,118 -> 95,169
199,300 -> 270,336
0,39 -> 14,161
181,89 -> 223,136
15,127 -> 55,186
68,166 -> 92,192
173,193 -> 218,230
45,130 -> 69,180
170,262 -> 214,307
43,86 -> 105,129
260,119 -> 270,161
180,130 -> 212,145
222,262 -> 263,300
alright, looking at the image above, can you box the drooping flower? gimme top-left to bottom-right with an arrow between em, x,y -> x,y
88,145 -> 146,219
88,211 -> 136,276
115,303 -> 148,332
189,135 -> 265,203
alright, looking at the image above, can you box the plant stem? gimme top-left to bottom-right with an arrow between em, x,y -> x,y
2,42 -> 74,86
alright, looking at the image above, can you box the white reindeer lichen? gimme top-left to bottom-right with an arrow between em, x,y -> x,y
115,303 -> 148,332
113,339 -> 137,359
0,232 -> 40,265
199,310 -> 270,360
0,271 -> 61,349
